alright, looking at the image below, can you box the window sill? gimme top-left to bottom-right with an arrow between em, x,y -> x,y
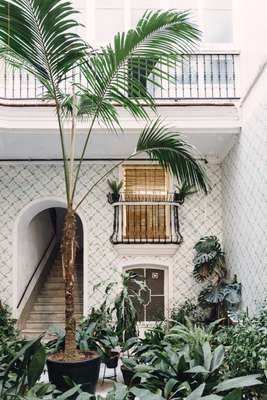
113,243 -> 178,256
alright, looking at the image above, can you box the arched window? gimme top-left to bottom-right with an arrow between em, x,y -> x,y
126,266 -> 167,322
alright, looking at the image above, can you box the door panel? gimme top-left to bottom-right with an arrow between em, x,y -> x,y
127,267 -> 165,322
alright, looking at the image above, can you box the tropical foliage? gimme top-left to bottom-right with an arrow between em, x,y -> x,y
0,0 -> 208,358
119,323 -> 262,400
193,236 -> 226,283
216,307 -> 267,398
114,272 -> 144,343
192,236 -> 242,322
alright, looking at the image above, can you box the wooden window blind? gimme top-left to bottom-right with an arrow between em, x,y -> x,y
123,166 -> 169,240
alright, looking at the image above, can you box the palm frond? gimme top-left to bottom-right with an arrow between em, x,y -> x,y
79,9 -> 200,128
0,0 -> 86,91
136,119 -> 208,194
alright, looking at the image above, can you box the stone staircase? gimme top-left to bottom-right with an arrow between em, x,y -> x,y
22,251 -> 83,338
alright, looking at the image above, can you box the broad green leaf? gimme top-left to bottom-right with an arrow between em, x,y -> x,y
130,387 -> 164,400
187,366 -> 209,374
211,346 -> 225,372
185,383 -> 205,400
27,345 -> 46,387
203,342 -> 212,371
222,389 -> 242,400
215,375 -> 262,393
164,378 -> 178,397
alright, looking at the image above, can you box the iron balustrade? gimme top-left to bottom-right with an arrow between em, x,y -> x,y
0,53 -> 239,102
108,192 -> 183,245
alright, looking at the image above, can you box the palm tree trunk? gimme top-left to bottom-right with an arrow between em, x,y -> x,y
62,207 -> 77,359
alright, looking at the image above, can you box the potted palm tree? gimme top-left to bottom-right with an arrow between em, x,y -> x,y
0,0 -> 208,394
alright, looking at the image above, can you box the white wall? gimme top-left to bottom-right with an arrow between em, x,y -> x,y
71,0 -> 233,48
0,162 -> 222,314
233,0 -> 267,96
17,209 -> 55,304
222,63 -> 267,314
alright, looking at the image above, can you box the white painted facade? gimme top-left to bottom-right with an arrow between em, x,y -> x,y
0,1 -> 266,318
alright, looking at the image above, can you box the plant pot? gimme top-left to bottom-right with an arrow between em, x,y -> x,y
107,193 -> 120,204
121,365 -> 141,386
47,352 -> 101,397
173,192 -> 184,204
105,351 -> 120,369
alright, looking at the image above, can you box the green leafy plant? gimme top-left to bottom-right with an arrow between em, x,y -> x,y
216,307 -> 267,398
107,179 -> 123,194
129,342 -> 262,399
0,300 -> 18,340
192,237 -> 241,322
0,1 -> 208,359
170,299 -> 206,325
114,272 -> 144,343
0,336 -> 53,399
193,236 -> 226,283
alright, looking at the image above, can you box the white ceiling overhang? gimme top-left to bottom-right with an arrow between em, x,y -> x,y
0,104 -> 241,163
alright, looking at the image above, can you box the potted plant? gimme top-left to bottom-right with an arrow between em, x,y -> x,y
173,181 -> 197,204
98,334 -> 120,369
0,0 -> 208,394
107,179 -> 123,204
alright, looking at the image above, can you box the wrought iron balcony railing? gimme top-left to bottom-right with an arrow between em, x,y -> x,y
108,192 -> 183,245
0,52 -> 239,103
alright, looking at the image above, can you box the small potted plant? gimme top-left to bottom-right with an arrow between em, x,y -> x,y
98,334 -> 120,369
173,181 -> 197,204
107,179 -> 123,203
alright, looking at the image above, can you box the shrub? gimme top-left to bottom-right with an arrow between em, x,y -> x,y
217,308 -> 267,398
0,300 -> 17,340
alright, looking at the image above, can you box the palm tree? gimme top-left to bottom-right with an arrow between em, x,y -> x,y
0,0 -> 208,359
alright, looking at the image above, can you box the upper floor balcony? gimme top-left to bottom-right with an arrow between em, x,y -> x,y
0,51 -> 239,105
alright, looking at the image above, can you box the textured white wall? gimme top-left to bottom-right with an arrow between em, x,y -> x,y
18,209 -> 54,302
222,66 -> 267,314
0,162 -> 222,314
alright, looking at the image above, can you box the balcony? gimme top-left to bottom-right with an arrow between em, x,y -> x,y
108,192 -> 183,256
0,51 -> 239,104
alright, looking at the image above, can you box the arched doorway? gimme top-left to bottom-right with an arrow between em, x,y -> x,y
13,198 -> 88,327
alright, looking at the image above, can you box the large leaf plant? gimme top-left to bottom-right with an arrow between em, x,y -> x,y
0,1 -> 208,359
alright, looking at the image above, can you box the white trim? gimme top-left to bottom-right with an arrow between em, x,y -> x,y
12,197 -> 89,318
115,244 -> 178,256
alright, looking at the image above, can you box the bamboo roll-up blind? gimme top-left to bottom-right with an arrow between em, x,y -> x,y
123,166 -> 169,239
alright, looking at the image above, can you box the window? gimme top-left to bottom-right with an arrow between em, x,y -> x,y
123,165 -> 170,241
127,267 -> 165,322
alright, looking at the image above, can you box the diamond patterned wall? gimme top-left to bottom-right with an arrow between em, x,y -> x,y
222,75 -> 267,314
0,162 -> 222,314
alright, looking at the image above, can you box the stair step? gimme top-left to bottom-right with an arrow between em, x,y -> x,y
40,289 -> 82,295
44,283 -> 82,290
23,250 -> 83,334
33,304 -> 82,312
25,321 -> 66,330
27,312 -> 82,322
36,293 -> 83,304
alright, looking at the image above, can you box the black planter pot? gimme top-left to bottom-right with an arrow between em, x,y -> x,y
107,193 -> 120,204
121,365 -> 141,386
105,351 -> 120,369
173,192 -> 184,204
47,353 -> 101,397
